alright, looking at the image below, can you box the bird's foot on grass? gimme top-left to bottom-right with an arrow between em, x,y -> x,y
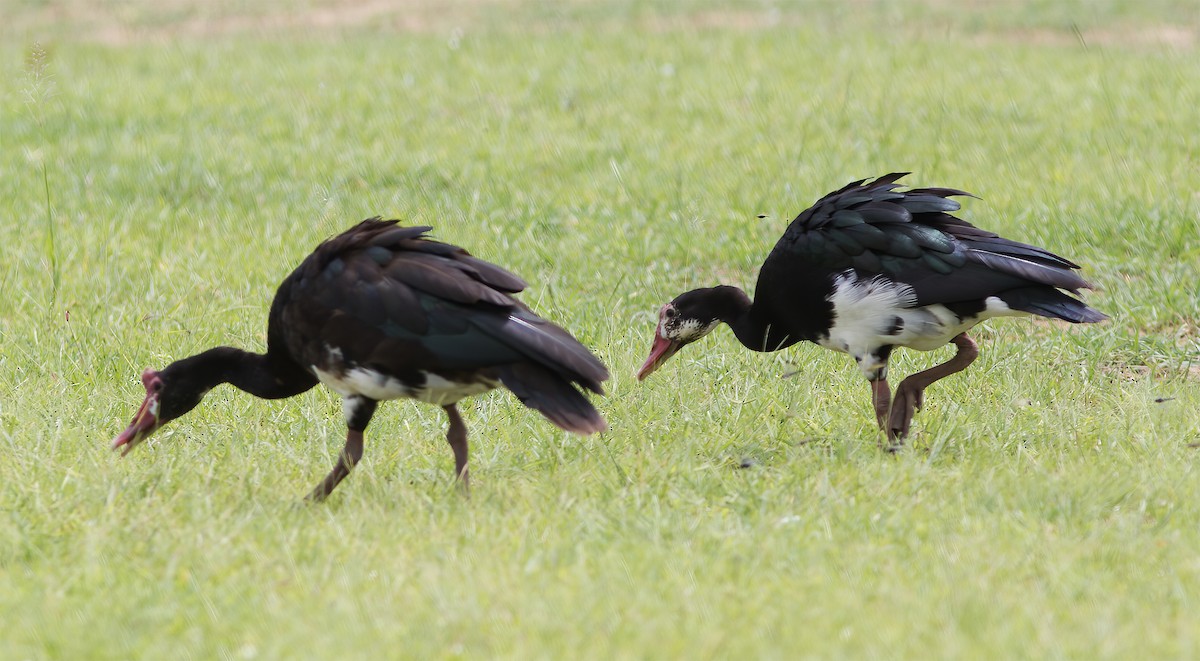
886,383 -> 925,446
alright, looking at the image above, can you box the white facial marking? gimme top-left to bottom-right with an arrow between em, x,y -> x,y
666,317 -> 718,342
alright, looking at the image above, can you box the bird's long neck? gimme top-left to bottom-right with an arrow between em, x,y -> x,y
174,347 -> 316,400
708,285 -> 799,353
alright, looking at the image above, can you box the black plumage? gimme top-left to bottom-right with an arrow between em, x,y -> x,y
114,219 -> 608,500
638,173 -> 1106,443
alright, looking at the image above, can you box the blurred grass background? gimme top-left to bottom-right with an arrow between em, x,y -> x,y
1,1 -> 1198,658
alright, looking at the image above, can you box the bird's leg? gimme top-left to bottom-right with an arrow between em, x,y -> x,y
307,429 -> 365,502
870,377 -> 892,430
859,348 -> 895,448
307,396 -> 377,502
443,404 -> 470,489
888,333 -> 979,442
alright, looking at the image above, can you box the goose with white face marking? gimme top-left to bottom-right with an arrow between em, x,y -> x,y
638,173 -> 1106,444
113,219 -> 609,501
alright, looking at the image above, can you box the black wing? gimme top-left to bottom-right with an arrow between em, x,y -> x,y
769,173 -> 1094,304
272,219 -> 608,431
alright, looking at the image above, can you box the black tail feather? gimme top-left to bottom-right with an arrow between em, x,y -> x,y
496,363 -> 607,434
966,249 -> 1091,292
999,287 -> 1108,324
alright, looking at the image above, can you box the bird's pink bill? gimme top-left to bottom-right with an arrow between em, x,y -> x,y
112,370 -> 163,456
636,334 -> 681,380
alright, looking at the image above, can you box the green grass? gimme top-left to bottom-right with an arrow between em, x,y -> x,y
3,1 -> 1200,658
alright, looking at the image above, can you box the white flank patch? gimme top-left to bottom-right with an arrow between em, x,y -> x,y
982,295 -> 1013,315
343,396 -> 370,423
313,366 -> 496,407
413,372 -> 497,405
900,296 -> 1022,350
818,272 -> 1024,378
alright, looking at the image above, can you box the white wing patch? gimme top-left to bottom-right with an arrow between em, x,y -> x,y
818,271 -> 917,359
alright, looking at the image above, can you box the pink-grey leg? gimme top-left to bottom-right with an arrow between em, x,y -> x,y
443,404 -> 470,488
887,333 -> 979,442
871,378 -> 892,430
307,428 -> 365,502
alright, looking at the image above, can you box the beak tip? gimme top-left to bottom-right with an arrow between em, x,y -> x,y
637,335 -> 680,382
111,428 -> 146,456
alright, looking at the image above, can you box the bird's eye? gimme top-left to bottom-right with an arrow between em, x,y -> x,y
664,308 -> 677,319
152,381 -> 163,393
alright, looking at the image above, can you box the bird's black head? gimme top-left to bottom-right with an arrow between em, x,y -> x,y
637,287 -> 739,380
112,361 -> 212,456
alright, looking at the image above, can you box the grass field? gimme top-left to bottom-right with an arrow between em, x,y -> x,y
2,1 -> 1199,658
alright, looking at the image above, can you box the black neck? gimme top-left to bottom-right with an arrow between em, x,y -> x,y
172,347 -> 317,400
707,286 -> 800,353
